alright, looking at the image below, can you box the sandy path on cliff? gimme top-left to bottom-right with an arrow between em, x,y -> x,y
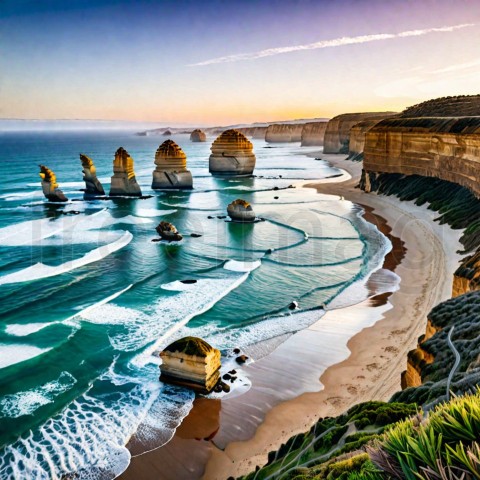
201,153 -> 463,480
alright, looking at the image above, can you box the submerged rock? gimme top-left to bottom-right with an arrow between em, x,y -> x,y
190,129 -> 207,142
160,337 -> 221,393
227,199 -> 256,223
152,140 -> 193,190
80,154 -> 105,198
109,147 -> 142,197
155,221 -> 183,242
288,301 -> 299,310
209,129 -> 256,177
39,165 -> 68,202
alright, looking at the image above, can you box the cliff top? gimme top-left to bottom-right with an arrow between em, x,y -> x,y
401,95 -> 480,117
162,336 -> 216,357
370,116 -> 480,134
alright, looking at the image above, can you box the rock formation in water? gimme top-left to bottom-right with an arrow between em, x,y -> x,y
39,165 -> 68,202
163,129 -> 172,136
323,112 -> 396,154
155,221 -> 183,242
190,129 -> 207,142
80,154 -> 105,197
209,129 -> 256,176
363,117 -> 480,198
300,122 -> 328,146
160,336 -> 221,393
227,199 -> 256,222
109,147 -> 142,197
347,119 -> 387,162
265,123 -> 304,143
152,140 -> 193,190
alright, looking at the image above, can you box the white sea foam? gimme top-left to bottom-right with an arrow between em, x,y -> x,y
223,259 -> 261,272
134,208 -> 177,217
5,322 -> 53,336
0,231 -> 132,285
0,372 -> 76,418
0,366 -> 194,480
0,344 -> 52,370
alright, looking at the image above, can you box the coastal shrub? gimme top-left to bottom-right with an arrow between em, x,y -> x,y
313,425 -> 348,451
323,453 -> 370,479
370,390 -> 480,479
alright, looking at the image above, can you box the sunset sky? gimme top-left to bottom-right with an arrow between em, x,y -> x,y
2,0 -> 480,125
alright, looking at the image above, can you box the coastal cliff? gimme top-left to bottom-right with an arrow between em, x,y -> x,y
347,119 -> 386,162
363,117 -> 480,198
323,112 -> 396,154
265,123 -> 304,142
300,121 -> 328,146
236,126 -> 268,139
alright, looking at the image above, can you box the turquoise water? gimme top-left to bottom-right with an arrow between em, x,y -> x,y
0,131 -> 388,479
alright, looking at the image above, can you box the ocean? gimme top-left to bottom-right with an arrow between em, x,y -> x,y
0,130 -> 390,479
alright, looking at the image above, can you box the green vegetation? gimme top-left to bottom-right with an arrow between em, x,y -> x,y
370,390 -> 480,479
400,94 -> 480,117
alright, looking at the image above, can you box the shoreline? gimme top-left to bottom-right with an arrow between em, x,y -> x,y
122,153 -> 463,480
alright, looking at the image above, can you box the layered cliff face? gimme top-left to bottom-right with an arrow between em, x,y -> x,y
190,129 -> 207,142
209,129 -> 256,176
323,112 -> 396,154
347,119 -> 385,162
300,122 -> 328,146
109,147 -> 142,197
80,154 -> 105,197
363,117 -> 480,198
236,126 -> 268,139
265,123 -> 304,143
39,165 -> 68,202
160,337 -> 221,393
152,140 -> 192,189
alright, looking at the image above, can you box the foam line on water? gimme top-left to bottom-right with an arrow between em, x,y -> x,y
224,260 -> 262,272
0,231 -> 133,286
134,208 -> 177,217
0,344 -> 52,370
0,372 -> 76,418
5,322 -> 53,336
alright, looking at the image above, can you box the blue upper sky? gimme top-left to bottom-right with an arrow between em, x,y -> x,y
2,0 -> 480,124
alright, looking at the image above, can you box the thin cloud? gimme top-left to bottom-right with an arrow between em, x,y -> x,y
188,23 -> 475,67
432,58 -> 480,74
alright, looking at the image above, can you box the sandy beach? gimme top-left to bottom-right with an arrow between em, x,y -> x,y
123,153 -> 464,480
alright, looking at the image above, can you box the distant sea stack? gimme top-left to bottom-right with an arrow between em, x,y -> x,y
227,199 -> 256,222
265,123 -> 304,143
190,129 -> 207,142
109,147 -> 142,197
209,129 -> 256,176
323,112 -> 396,154
80,154 -> 105,197
300,122 -> 328,146
39,165 -> 68,202
160,337 -> 221,393
155,221 -> 183,242
152,140 -> 193,190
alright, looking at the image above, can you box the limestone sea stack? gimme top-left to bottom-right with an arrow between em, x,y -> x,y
109,147 -> 142,197
227,199 -> 256,222
156,221 -> 183,241
80,154 -> 105,197
152,140 -> 193,190
300,122 -> 328,146
190,129 -> 207,142
39,165 -> 68,202
160,337 -> 221,393
209,129 -> 256,176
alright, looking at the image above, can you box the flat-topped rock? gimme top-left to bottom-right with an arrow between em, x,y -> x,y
152,140 -> 193,190
39,165 -> 68,202
209,129 -> 256,176
190,129 -> 207,142
109,147 -> 142,197
160,337 -> 221,393
227,198 -> 256,222
80,154 -> 105,197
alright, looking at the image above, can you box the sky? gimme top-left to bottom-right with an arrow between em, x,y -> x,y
1,0 -> 480,125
